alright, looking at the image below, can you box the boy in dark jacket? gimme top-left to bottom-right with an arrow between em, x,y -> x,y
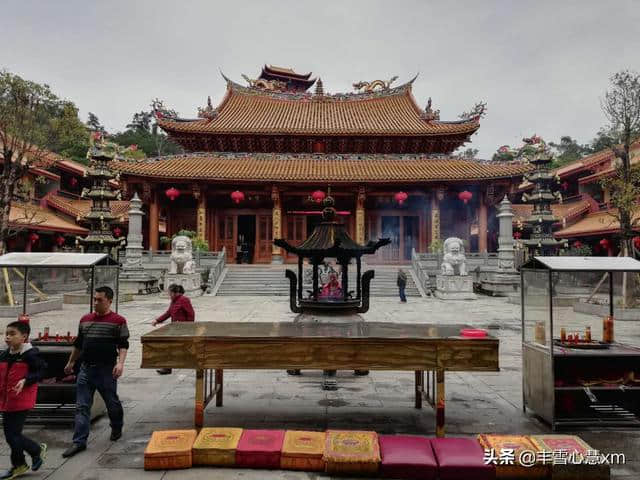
0,321 -> 47,479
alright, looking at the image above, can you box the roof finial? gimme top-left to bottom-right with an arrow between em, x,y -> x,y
314,78 -> 324,96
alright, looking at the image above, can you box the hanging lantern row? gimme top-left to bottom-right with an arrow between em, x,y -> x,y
311,190 -> 326,204
458,190 -> 473,204
394,191 -> 408,205
55,235 -> 66,247
113,227 -> 122,238
165,187 -> 180,201
231,190 -> 245,204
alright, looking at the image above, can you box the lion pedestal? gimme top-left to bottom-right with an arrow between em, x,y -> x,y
164,236 -> 202,293
434,237 -> 477,300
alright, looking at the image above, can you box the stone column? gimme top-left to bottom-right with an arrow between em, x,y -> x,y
124,193 -> 144,270
478,191 -> 488,253
271,185 -> 283,264
148,187 -> 159,251
497,195 -> 515,270
430,189 -> 442,247
355,186 -> 365,244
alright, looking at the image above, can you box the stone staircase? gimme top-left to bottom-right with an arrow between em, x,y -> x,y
215,264 -> 422,297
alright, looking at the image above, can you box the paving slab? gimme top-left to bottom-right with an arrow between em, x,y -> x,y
5,293 -> 637,479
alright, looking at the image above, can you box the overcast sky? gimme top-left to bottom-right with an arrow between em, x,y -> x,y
3,0 -> 639,158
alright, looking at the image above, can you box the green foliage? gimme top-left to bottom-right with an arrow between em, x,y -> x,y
162,230 -> 209,251
549,136 -> 590,168
491,145 -> 516,162
47,102 -> 89,163
429,239 -> 443,253
86,112 -> 105,133
111,105 -> 183,158
562,244 -> 593,256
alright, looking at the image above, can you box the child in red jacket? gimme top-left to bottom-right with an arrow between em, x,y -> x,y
0,321 -> 47,479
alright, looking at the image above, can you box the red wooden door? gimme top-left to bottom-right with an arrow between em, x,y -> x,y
218,215 -> 236,261
256,215 -> 272,263
285,215 -> 306,261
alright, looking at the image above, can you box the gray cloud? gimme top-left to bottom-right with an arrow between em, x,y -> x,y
2,0 -> 639,158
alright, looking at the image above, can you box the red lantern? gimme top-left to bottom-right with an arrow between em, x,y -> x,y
165,187 -> 180,201
458,190 -> 473,204
29,232 -> 39,244
394,191 -> 408,205
311,190 -> 326,204
113,227 -> 122,238
231,190 -> 245,204
513,231 -> 522,239
55,235 -> 65,247
17,313 -> 30,325
599,238 -> 610,250
633,236 -> 640,250
573,240 -> 582,249
70,177 -> 78,187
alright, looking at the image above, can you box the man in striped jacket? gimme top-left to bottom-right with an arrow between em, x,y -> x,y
62,286 -> 129,458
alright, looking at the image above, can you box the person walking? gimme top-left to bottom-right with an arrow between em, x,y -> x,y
152,284 -> 195,374
62,286 -> 129,458
397,269 -> 408,303
1,321 -> 47,479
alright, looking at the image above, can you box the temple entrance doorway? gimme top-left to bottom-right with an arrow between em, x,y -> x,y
381,216 -> 400,262
237,215 -> 256,263
403,215 -> 419,260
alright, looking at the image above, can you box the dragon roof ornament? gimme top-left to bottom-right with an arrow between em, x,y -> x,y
459,101 -> 487,121
352,76 -> 398,93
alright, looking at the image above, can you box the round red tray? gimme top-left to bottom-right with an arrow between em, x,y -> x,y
460,328 -> 488,338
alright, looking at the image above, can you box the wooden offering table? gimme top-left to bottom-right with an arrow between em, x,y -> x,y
140,322 -> 499,437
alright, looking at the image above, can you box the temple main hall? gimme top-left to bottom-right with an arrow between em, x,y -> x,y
114,65 -> 529,263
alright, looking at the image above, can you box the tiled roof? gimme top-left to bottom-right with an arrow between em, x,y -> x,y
47,194 -> 129,222
9,203 -> 88,235
112,153 -> 530,183
554,209 -> 640,238
157,80 -> 480,137
512,199 -> 592,224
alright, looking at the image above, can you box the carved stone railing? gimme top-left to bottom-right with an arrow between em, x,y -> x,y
207,247 -> 226,291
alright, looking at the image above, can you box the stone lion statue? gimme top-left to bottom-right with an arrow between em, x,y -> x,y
441,237 -> 467,276
169,235 -> 196,274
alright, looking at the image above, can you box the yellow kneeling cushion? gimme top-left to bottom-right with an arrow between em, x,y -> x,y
323,430 -> 380,475
281,430 -> 326,471
144,429 -> 197,470
192,427 -> 243,466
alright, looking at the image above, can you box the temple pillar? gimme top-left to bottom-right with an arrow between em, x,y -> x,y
271,186 -> 283,264
355,186 -> 365,244
478,191 -> 488,253
194,184 -> 206,244
147,186 -> 159,251
430,188 -> 442,248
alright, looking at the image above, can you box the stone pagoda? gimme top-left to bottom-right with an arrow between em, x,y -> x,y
519,135 -> 565,255
77,135 -> 125,256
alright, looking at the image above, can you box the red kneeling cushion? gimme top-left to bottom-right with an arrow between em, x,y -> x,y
431,437 -> 495,480
379,435 -> 437,479
235,429 -> 285,469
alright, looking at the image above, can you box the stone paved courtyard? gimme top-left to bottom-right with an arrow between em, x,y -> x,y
2,293 -> 639,479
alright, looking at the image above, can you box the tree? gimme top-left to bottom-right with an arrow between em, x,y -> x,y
87,112 -> 105,133
461,148 -> 479,159
491,145 -> 516,162
549,136 -> 590,168
48,102 -> 90,163
599,70 -> 640,306
0,70 -> 74,253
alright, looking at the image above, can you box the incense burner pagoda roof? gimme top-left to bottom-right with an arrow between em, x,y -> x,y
157,78 -> 480,138
113,152 -> 530,183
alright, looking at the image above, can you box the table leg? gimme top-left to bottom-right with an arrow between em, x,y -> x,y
215,369 -> 223,407
195,369 -> 204,427
415,370 -> 424,409
436,368 -> 445,438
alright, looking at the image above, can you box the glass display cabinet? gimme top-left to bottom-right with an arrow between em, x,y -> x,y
521,256 -> 640,429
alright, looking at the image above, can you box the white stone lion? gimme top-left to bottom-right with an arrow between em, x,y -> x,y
441,237 -> 468,276
169,235 -> 196,274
